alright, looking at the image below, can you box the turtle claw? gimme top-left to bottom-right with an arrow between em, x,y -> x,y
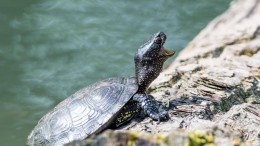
133,94 -> 169,121
148,107 -> 169,122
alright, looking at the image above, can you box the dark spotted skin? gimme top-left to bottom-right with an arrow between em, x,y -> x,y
132,32 -> 174,121
113,32 -> 174,124
110,100 -> 140,128
135,32 -> 171,93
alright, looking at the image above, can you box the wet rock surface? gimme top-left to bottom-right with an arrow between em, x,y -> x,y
68,0 -> 260,145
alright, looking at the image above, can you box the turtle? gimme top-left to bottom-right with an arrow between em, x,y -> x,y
27,32 -> 175,146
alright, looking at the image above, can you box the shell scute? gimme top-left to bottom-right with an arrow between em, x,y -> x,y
27,77 -> 138,146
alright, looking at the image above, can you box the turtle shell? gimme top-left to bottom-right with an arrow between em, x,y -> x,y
27,77 -> 138,146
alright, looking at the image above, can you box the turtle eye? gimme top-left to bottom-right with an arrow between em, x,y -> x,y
154,37 -> 162,44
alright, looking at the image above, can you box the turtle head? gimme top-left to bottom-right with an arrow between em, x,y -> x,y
135,32 -> 174,92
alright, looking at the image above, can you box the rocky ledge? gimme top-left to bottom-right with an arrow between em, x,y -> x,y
67,0 -> 260,145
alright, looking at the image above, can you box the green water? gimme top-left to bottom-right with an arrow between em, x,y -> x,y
0,0 -> 231,145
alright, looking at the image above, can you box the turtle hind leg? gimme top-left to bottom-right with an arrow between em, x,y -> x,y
109,100 -> 140,129
133,94 -> 169,121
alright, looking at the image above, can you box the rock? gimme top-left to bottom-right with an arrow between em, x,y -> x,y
66,129 -> 247,146
67,0 -> 260,145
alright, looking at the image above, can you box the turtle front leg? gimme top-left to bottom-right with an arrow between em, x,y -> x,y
133,94 -> 169,121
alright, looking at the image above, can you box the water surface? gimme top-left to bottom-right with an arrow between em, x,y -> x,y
0,0 -> 231,145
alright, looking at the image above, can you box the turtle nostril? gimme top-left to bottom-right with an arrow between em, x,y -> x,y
154,37 -> 162,44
